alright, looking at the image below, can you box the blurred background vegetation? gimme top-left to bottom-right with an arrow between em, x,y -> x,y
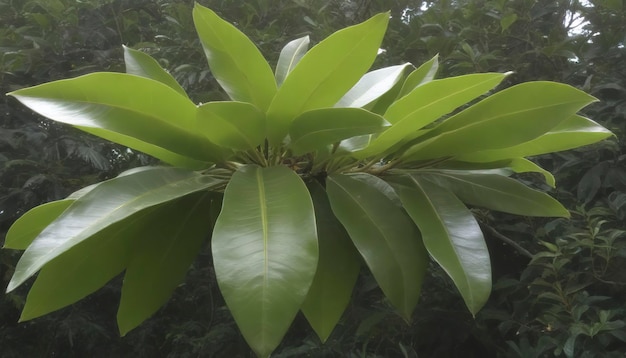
1,0 -> 624,356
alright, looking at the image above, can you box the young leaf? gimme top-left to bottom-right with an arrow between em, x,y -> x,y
402,82 -> 597,161
335,63 -> 412,108
192,4 -> 277,110
289,108 -> 390,155
420,171 -> 569,217
397,54 -> 439,98
197,101 -> 266,150
123,45 -> 188,98
6,167 -> 222,292
275,35 -> 309,87
326,174 -> 428,320
266,12 -> 390,145
118,192 -> 213,335
387,175 -> 491,315
212,165 -> 318,358
302,181 -> 360,343
7,73 -> 228,163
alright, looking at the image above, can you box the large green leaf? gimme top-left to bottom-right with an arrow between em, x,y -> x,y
401,82 -> 597,161
388,175 -> 491,314
6,167 -> 222,292
192,4 -> 276,110
420,170 -> 569,217
275,35 -> 310,87
397,54 -> 439,98
212,165 -> 318,358
357,73 -> 509,158
289,108 -> 390,155
19,207 -> 156,321
454,115 -> 613,162
7,73 -> 227,163
326,173 -> 428,319
197,101 -> 266,150
266,12 -> 389,145
301,181 -> 360,343
123,45 -> 188,97
117,192 -> 213,335
335,63 -> 412,108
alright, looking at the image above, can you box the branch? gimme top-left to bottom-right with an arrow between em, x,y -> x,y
482,224 -> 533,259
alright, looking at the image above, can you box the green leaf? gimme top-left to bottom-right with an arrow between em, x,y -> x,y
335,63 -> 412,108
397,54 -> 439,98
212,165 -> 318,358
419,170 -> 569,217
301,181 -> 360,343
326,174 -> 428,319
123,45 -> 187,97
4,184 -> 99,250
505,158 -> 556,187
7,167 -> 222,292
197,101 -> 266,150
19,207 -> 155,321
266,12 -> 389,144
454,115 -> 613,163
387,175 -> 491,315
118,192 -> 213,335
402,82 -> 597,161
192,4 -> 276,110
289,108 -> 390,155
275,36 -> 309,87
500,13 -> 518,32
7,73 -> 228,163
358,73 -> 509,158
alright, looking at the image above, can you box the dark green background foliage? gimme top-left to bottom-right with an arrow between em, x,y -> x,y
1,0 -> 624,356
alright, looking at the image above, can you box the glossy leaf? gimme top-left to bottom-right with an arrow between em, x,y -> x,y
388,175 -> 491,314
358,73 -> 509,158
454,115 -> 613,163
192,4 -> 276,110
335,63 -> 412,108
326,174 -> 428,319
7,73 -> 227,163
7,167 -> 222,292
19,208 -> 156,321
118,192 -> 213,335
275,35 -> 309,87
506,158 -> 556,187
123,45 -> 187,97
402,82 -> 597,161
266,12 -> 389,144
397,54 -> 439,98
289,108 -> 390,155
420,170 -> 569,217
301,181 -> 360,343
197,101 -> 266,150
212,165 -> 318,358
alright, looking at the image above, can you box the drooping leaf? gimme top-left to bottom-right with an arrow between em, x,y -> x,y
348,172 -> 402,206
301,181 -> 360,343
506,158 -> 556,187
357,73 -> 510,158
212,165 -> 318,358
118,192 -> 213,335
420,170 -> 569,217
192,3 -> 276,110
19,207 -> 156,321
335,63 -> 412,108
123,45 -> 188,97
397,54 -> 439,98
401,82 -> 597,161
275,35 -> 310,87
266,12 -> 390,145
197,101 -> 266,150
326,174 -> 428,319
454,115 -> 613,163
289,108 -> 390,155
387,175 -> 491,315
7,73 -> 228,163
7,167 -> 222,292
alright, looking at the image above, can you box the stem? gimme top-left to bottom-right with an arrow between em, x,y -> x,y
482,224 -> 533,259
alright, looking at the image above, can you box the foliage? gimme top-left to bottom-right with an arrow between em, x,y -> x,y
2,2 -> 614,357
